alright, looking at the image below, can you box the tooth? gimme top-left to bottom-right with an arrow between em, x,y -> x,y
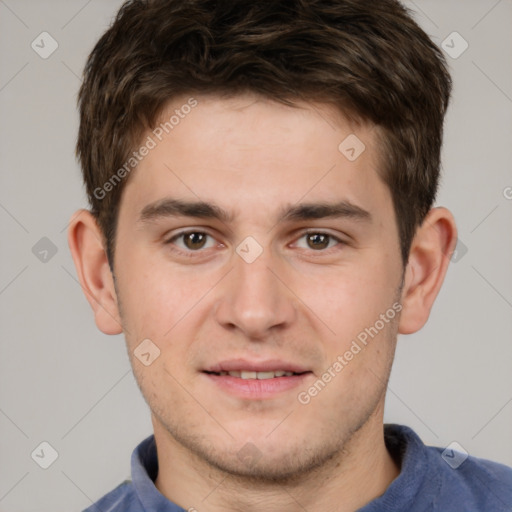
224,370 -> 297,379
256,371 -> 275,380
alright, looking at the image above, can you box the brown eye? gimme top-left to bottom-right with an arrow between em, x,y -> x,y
293,231 -> 342,252
306,233 -> 331,250
183,232 -> 208,250
166,231 -> 216,253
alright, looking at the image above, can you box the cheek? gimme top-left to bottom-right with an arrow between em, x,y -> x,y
293,257 -> 399,341
116,255 -> 215,344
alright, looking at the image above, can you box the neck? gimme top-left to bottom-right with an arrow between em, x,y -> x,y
153,405 -> 400,512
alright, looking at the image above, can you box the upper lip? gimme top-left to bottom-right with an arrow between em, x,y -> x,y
204,359 -> 311,374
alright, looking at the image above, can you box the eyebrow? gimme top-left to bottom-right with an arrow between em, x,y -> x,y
138,198 -> 372,224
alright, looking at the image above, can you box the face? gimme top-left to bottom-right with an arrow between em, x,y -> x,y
112,94 -> 405,480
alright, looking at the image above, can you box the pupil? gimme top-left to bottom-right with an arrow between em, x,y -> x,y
308,233 -> 329,250
185,233 -> 206,249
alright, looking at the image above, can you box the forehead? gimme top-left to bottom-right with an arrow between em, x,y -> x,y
118,94 -> 392,225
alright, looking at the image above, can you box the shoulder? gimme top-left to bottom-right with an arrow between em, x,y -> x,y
82,479 -> 140,512
430,446 -> 512,510
383,424 -> 512,511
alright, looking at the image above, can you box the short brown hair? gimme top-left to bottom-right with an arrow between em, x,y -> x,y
76,0 -> 451,268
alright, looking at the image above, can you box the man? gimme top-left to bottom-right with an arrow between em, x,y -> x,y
68,0 -> 512,510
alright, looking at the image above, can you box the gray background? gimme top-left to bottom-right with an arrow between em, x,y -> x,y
1,1 -> 511,510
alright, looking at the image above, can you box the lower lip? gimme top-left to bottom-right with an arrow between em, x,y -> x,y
204,372 -> 312,399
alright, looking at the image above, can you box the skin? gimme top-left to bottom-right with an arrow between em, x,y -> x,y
69,93 -> 457,512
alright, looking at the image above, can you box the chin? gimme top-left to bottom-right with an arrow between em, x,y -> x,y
171,425 -> 344,484
209,443 -> 342,484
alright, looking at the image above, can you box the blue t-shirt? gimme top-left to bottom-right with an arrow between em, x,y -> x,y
83,424 -> 512,511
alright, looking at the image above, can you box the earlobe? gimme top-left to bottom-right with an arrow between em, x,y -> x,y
398,207 -> 457,335
67,209 -> 123,335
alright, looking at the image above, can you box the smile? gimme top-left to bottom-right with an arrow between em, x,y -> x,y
203,364 -> 312,399
206,370 -> 303,379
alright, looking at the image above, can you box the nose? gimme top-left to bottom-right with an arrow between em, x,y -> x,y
213,247 -> 297,339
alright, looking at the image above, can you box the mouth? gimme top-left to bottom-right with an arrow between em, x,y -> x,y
202,359 -> 313,398
204,370 -> 309,379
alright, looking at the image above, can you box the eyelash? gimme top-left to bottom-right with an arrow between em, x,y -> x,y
164,229 -> 345,257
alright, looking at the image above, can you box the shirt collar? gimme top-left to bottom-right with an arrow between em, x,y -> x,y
130,424 -> 437,511
131,434 -> 186,511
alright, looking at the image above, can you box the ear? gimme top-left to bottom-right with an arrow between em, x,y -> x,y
398,207 -> 457,334
67,209 -> 123,335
